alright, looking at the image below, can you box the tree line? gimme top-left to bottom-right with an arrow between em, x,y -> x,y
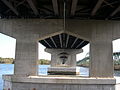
0,57 -> 50,65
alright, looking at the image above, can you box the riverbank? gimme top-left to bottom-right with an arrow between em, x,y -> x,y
0,57 -> 50,65
77,64 -> 120,70
0,57 -> 14,64
77,57 -> 120,70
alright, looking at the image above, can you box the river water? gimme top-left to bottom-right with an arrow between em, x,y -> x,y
0,64 -> 120,90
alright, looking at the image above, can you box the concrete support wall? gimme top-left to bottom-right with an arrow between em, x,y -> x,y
4,81 -> 115,90
90,41 -> 113,77
90,27 -> 113,77
12,83 -> 115,90
14,35 -> 38,76
3,75 -> 116,90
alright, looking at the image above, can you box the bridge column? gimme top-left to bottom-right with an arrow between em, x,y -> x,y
14,36 -> 38,76
90,32 -> 113,77
45,48 -> 83,75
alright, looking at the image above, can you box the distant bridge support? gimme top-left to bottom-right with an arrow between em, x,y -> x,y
45,48 -> 83,75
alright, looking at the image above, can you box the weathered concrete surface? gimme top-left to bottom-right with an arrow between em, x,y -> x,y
90,27 -> 113,77
3,75 -> 116,90
14,34 -> 39,76
66,20 -> 120,41
0,19 -> 64,40
0,19 -> 120,41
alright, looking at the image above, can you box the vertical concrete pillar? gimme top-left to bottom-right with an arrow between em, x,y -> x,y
14,37 -> 38,76
90,29 -> 113,77
51,54 -> 59,67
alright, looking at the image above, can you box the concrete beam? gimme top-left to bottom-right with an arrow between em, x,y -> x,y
0,19 -> 120,41
66,20 -> 92,41
50,37 -> 57,48
75,41 -> 84,49
66,34 -> 69,48
1,0 -> 19,16
0,20 -> 15,38
52,0 -> 59,15
43,39 -> 52,48
5,0 -> 25,14
71,0 -> 78,16
66,20 -> 120,41
59,34 -> 62,48
71,38 -> 78,48
91,0 -> 104,16
0,19 -> 64,39
110,6 -> 120,17
45,48 -> 83,55
26,0 -> 39,16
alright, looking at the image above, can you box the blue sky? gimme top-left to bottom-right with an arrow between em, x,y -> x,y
0,33 -> 120,60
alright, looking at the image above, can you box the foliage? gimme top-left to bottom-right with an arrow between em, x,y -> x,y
0,57 -> 14,64
0,57 -> 50,65
114,59 -> 120,65
38,59 -> 50,65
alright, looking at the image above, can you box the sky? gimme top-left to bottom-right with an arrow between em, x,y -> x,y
0,33 -> 120,61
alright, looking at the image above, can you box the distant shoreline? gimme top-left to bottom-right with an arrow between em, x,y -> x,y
0,57 -> 50,65
77,56 -> 120,70
77,65 -> 120,70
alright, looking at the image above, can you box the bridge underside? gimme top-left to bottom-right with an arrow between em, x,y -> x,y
0,0 -> 120,20
39,33 -> 89,49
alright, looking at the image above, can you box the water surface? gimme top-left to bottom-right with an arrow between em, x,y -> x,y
0,64 -> 120,90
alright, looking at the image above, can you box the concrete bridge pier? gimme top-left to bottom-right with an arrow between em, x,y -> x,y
45,48 -> 83,75
14,35 -> 39,76
90,28 -> 113,78
90,40 -> 113,77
